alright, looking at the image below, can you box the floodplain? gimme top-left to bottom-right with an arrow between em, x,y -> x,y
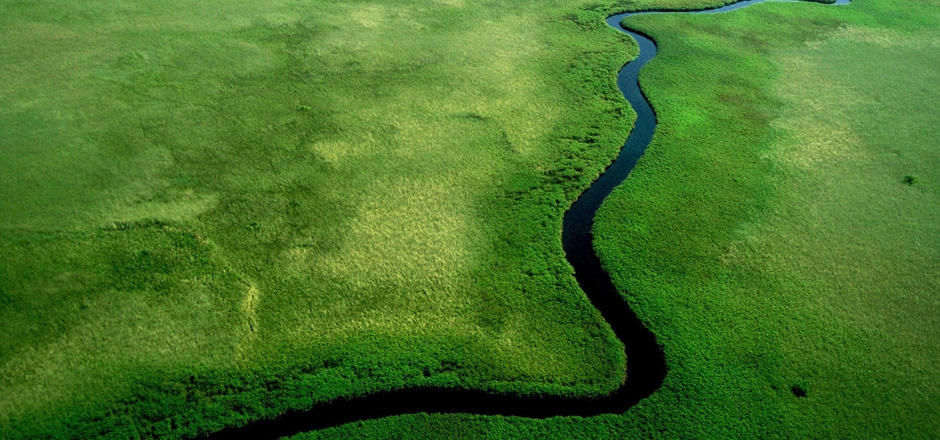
1,0 -> 938,438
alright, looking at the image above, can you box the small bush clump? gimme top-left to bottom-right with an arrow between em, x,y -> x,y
792,383 -> 808,398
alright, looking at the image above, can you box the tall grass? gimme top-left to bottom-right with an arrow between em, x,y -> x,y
5,0 -> 935,437
298,0 -> 940,437
0,0 -> 648,437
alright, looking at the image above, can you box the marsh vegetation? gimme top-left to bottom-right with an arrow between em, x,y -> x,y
1,0 -> 938,438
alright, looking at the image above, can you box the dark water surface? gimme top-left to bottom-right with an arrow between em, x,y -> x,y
207,1 -> 848,438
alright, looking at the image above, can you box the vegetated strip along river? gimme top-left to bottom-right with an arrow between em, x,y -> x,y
208,1 -> 849,438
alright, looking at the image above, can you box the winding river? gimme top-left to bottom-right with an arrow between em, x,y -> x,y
208,1 -> 849,438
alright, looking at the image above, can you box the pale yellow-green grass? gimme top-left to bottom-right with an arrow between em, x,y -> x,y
738,24 -> 940,435
592,0 -> 940,437
3,0 -> 835,436
301,0 -> 940,437
0,0 -> 648,435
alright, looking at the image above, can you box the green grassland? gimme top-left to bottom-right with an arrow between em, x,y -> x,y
0,0 -> 644,437
597,0 -> 940,436
2,0 -> 938,438
1,0 -> 652,437
295,0 -> 940,438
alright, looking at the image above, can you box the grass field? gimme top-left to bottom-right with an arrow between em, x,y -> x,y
2,0 -> 938,437
592,0 -> 940,436
0,0 -> 640,437
297,0 -> 940,437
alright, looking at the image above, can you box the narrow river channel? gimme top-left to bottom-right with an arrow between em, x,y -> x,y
207,1 -> 849,438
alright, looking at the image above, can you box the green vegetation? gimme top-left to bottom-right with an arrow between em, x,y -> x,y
298,0 -> 940,438
595,1 -> 940,435
3,0 -> 937,438
0,0 -> 643,437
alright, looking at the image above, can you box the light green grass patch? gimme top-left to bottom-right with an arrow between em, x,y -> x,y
1,0 -> 638,436
299,0 -> 940,437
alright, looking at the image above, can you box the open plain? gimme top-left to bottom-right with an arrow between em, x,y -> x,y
1,0 -> 937,438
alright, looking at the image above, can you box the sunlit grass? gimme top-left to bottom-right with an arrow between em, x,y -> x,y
591,0 -> 940,437
0,0 -> 640,436
296,0 -> 940,437
7,0 -> 932,437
